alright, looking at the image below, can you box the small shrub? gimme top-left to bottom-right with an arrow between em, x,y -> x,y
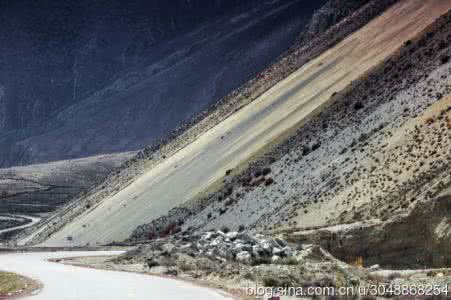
241,176 -> 252,186
302,146 -> 311,156
161,222 -> 180,237
387,272 -> 402,281
311,142 -> 321,151
224,186 -> 233,196
352,256 -> 364,268
177,260 -> 194,272
278,257 -> 298,265
264,178 -> 274,186
440,54 -> 450,64
438,40 -> 448,50
354,101 -> 364,110
254,169 -> 263,177
238,225 -> 245,232
220,226 -> 230,233
147,259 -> 160,268
262,167 -> 271,176
250,257 -> 272,266
262,276 -> 281,287
224,198 -> 235,206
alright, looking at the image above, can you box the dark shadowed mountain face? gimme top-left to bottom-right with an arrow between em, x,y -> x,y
0,0 -> 328,167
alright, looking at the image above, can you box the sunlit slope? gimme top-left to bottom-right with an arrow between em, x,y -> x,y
41,0 -> 451,246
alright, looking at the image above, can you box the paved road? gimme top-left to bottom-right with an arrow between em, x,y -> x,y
0,251 -> 233,300
0,215 -> 41,235
38,0 -> 451,246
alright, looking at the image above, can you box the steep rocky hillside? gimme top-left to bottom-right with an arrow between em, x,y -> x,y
0,0 -> 387,230
86,5 -> 451,294
18,0 -> 446,248
0,0 -> 327,167
128,0 -> 451,239
149,7 -> 451,268
7,0 -> 392,241
12,1 -> 451,295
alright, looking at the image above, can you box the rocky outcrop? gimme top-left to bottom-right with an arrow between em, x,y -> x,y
123,231 -> 297,266
114,231 -> 370,291
302,0 -> 367,38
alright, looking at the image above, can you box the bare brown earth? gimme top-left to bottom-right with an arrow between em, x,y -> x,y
19,0 -> 451,247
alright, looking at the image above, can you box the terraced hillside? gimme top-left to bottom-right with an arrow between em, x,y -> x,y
22,0 -> 451,247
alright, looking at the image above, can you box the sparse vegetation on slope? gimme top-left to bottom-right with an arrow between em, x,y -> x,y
131,2 -> 451,246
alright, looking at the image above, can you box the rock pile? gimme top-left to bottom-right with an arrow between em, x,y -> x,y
197,231 -> 297,263
126,231 -> 297,267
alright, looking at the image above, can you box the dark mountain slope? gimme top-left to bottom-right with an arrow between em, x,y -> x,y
0,0 -> 327,167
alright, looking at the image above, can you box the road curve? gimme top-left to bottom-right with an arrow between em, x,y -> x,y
0,215 -> 41,235
0,251 -> 233,300
37,0 -> 451,247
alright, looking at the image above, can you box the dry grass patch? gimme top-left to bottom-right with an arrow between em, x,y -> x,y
0,271 -> 34,297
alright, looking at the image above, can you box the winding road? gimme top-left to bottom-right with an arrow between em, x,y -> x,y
0,215 -> 41,235
0,251 -> 234,300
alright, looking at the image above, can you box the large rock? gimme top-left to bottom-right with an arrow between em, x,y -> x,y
236,251 -> 252,263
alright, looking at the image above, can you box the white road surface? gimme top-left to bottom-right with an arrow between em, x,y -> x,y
0,251 -> 234,300
0,215 -> 41,235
